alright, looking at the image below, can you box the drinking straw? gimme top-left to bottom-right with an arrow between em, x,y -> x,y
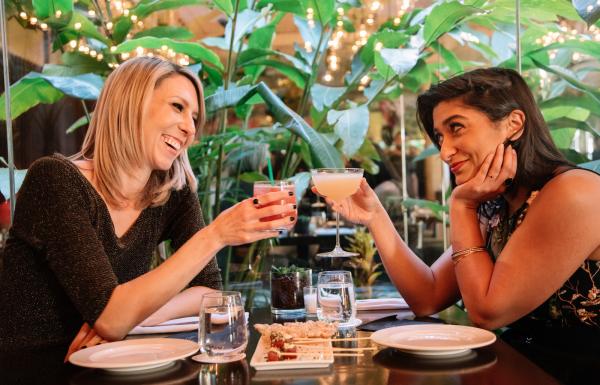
266,153 -> 275,185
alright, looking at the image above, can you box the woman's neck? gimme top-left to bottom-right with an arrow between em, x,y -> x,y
114,167 -> 151,209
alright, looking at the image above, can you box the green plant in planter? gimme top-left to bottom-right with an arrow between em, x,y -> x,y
270,265 -> 311,312
345,227 -> 382,287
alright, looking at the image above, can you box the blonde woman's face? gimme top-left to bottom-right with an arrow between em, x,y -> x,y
432,99 -> 509,185
142,74 -> 199,171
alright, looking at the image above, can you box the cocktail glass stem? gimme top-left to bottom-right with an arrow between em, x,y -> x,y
335,210 -> 342,251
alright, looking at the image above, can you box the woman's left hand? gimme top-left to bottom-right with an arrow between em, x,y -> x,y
451,143 -> 517,209
64,322 -> 108,362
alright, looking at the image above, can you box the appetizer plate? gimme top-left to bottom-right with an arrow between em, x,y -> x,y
69,338 -> 198,373
250,336 -> 334,371
370,324 -> 496,357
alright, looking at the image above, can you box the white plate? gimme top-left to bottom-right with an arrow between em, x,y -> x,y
69,338 -> 199,373
250,336 -> 334,371
370,324 -> 496,356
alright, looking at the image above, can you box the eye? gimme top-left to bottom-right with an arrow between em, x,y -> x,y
433,132 -> 443,145
172,102 -> 184,112
449,122 -> 463,133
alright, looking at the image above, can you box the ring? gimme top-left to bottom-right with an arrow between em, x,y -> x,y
504,178 -> 513,186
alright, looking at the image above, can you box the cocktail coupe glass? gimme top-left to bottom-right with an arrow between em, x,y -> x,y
310,168 -> 364,258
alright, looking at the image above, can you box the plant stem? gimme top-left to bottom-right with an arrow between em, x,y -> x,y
80,100 -> 91,125
214,0 -> 241,218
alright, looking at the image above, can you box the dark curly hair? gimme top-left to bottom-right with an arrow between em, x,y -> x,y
416,67 -> 573,191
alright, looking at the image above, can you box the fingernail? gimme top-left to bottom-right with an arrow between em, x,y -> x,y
290,217 -> 295,221
292,204 -> 297,210
253,198 -> 259,205
288,191 -> 294,196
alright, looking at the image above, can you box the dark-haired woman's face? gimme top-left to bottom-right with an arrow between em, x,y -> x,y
432,99 -> 511,185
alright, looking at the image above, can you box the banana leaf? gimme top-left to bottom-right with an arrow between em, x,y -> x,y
205,83 -> 343,168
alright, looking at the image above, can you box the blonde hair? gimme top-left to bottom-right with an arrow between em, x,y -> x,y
72,57 -> 205,208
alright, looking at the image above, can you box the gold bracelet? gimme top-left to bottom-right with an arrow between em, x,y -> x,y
451,246 -> 487,265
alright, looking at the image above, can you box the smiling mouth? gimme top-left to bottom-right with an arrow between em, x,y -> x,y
450,161 -> 466,173
162,135 -> 182,151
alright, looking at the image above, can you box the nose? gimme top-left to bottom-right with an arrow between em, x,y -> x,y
179,113 -> 196,137
439,137 -> 457,164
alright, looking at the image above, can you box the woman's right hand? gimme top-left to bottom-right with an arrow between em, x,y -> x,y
209,190 -> 296,246
313,178 -> 383,227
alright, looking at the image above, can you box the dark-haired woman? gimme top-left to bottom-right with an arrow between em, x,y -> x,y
318,68 -> 600,355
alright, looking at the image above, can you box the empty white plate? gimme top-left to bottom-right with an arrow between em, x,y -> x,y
69,338 -> 199,373
370,324 -> 496,356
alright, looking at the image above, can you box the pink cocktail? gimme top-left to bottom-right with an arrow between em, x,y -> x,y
253,181 -> 296,230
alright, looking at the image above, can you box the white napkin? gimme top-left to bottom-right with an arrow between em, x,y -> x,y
128,312 -> 249,335
356,298 -> 409,311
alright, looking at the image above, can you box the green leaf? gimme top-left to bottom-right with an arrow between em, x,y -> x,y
114,37 -> 224,71
213,0 -> 234,16
361,30 -> 410,67
240,58 -> 307,88
579,159 -> 600,172
327,105 -> 370,157
550,128 -> 576,149
61,52 -> 110,75
132,0 -> 203,19
225,9 -> 267,50
423,1 -> 483,48
66,115 -> 90,134
412,144 -> 439,162
63,12 -> 110,45
113,17 -> 133,44
548,118 -> 600,137
257,0 -> 335,24
257,0 -> 305,15
0,75 -> 64,121
32,0 -> 72,20
310,84 -> 345,111
238,48 -> 311,74
29,73 -> 104,100
377,48 -> 420,77
431,42 -> 463,76
293,15 -> 323,49
288,171 -> 312,203
0,168 -> 28,197
540,94 -> 600,117
402,198 -> 448,221
308,0 -> 336,25
205,83 -> 343,168
134,26 -> 194,40
531,58 -> 600,104
571,0 -> 600,25
542,105 -> 591,122
560,148 -> 589,163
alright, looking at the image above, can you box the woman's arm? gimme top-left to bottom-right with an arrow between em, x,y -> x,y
139,286 -> 216,326
93,190 -> 295,340
318,179 -> 461,316
450,145 -> 600,329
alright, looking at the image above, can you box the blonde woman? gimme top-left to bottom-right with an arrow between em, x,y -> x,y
0,57 -> 295,359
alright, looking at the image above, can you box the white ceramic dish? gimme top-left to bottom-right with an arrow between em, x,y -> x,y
69,338 -> 198,373
250,336 -> 334,371
370,324 -> 496,356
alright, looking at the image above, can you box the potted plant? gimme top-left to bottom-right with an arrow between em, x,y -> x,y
270,265 -> 312,316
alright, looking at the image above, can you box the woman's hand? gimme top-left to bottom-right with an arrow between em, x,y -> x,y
313,178 -> 383,227
64,323 -> 108,362
451,143 -> 517,209
210,190 -> 296,247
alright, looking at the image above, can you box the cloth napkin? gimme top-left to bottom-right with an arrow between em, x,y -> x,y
356,298 -> 409,311
129,312 -> 249,335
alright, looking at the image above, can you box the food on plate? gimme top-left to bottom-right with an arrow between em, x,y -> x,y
254,321 -> 335,362
254,320 -> 337,340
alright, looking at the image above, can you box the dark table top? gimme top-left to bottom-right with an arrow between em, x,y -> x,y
3,304 -> 595,385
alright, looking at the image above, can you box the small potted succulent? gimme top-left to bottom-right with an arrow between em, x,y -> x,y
270,265 -> 312,316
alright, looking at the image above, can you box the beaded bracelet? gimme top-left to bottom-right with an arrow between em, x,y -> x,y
451,246 -> 487,265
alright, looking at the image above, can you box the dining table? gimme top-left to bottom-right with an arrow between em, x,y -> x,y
1,288 -> 595,385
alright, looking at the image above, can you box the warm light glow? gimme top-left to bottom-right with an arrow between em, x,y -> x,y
74,22 -> 82,30
375,42 -> 383,51
323,73 -> 333,82
19,12 -> 27,19
110,46 -> 117,52
30,17 -> 38,25
121,52 -> 130,60
106,22 -> 113,30
55,10 -> 62,18
69,40 -> 77,48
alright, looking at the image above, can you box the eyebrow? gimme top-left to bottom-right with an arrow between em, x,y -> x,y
433,114 -> 467,133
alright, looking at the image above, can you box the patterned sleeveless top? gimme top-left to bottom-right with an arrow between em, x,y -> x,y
478,172 -> 600,331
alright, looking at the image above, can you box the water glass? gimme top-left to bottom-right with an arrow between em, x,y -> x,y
198,291 -> 248,359
317,271 -> 356,326
253,180 -> 297,231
